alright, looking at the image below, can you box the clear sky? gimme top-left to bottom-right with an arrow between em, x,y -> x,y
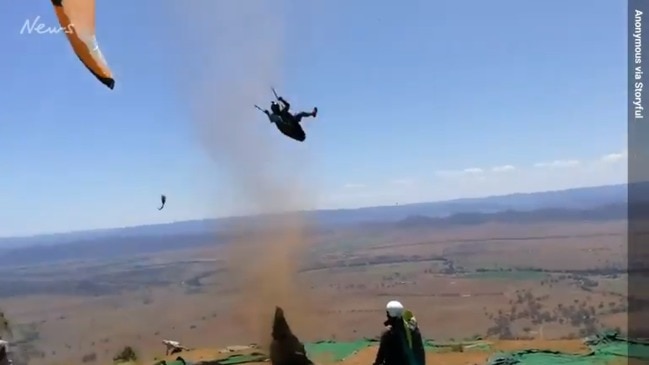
0,0 -> 627,236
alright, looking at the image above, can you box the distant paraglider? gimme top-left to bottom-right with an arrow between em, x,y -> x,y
158,195 -> 166,211
51,0 -> 115,89
255,88 -> 318,142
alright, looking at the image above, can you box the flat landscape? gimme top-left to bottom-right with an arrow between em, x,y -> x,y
0,189 -> 635,365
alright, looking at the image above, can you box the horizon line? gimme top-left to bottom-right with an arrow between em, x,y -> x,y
0,182 -> 629,240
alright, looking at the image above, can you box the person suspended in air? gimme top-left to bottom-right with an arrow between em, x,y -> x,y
158,195 -> 166,211
273,96 -> 318,125
263,102 -> 286,125
255,88 -> 319,142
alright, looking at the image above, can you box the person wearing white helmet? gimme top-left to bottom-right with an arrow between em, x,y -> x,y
372,300 -> 425,365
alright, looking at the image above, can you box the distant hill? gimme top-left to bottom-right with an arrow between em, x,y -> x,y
0,219 -> 225,249
1,182 -> 645,267
0,183 -> 639,249
307,183 -> 629,226
395,203 -> 627,228
0,232 -> 232,267
0,201 -> 633,268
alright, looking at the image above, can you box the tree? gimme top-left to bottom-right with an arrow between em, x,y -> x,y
0,310 -> 12,337
82,353 -> 97,363
113,346 -> 137,363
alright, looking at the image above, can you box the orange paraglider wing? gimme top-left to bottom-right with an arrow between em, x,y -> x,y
51,0 -> 115,89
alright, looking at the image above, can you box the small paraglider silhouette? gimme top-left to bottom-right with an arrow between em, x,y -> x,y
158,195 -> 166,211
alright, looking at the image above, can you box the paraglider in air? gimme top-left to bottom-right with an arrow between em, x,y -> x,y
51,0 -> 115,89
158,195 -> 166,211
255,88 -> 318,142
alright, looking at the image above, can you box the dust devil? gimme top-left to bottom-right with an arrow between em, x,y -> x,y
269,306 -> 314,365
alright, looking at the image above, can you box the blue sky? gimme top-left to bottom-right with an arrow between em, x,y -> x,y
0,0 -> 627,236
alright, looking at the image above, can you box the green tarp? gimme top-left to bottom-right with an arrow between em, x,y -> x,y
487,331 -> 649,365
424,339 -> 493,352
218,353 -> 268,364
305,331 -> 649,364
305,339 -> 376,361
303,337 -> 493,360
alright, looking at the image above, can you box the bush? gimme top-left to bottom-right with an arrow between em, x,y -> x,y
113,346 -> 137,363
81,353 -> 97,362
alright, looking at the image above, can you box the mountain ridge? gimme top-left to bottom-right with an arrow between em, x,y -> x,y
0,183 -> 634,248
0,202 -> 631,269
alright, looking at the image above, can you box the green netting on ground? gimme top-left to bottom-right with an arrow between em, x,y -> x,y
304,338 -> 493,360
424,339 -> 493,352
218,353 -> 268,364
488,350 -> 612,365
305,339 -> 376,361
305,331 -> 649,364
589,332 -> 649,361
157,331 -> 648,364
487,331 -> 649,365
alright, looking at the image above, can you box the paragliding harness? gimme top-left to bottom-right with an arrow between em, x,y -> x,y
255,88 -> 307,142
400,310 -> 421,365
385,310 -> 425,365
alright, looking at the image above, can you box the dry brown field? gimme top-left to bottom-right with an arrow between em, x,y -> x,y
0,220 -> 631,365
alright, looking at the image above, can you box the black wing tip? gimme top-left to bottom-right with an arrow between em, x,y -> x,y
76,55 -> 116,90
103,78 -> 115,90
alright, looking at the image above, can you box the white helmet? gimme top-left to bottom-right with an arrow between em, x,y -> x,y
386,300 -> 404,318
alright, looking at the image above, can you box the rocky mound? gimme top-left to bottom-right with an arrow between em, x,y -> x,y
269,306 -> 314,365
